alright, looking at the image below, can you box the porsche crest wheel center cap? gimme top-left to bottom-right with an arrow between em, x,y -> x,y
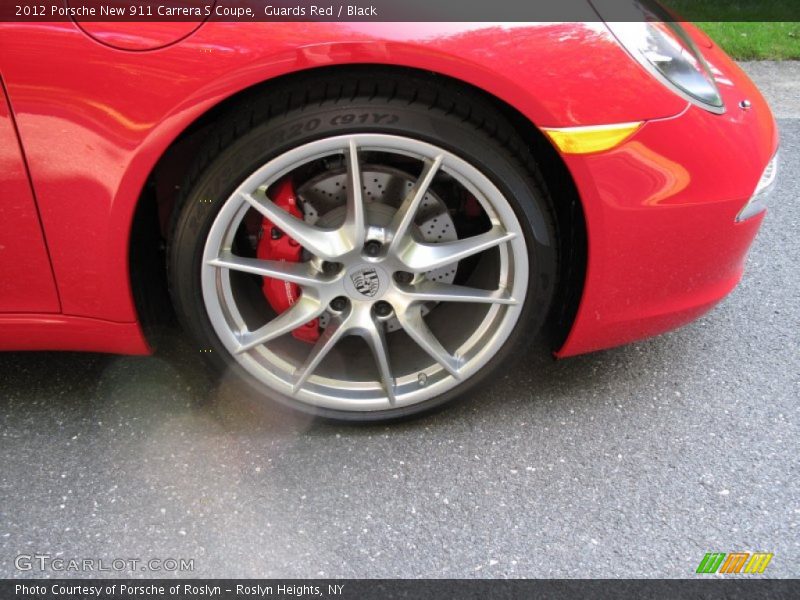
345,264 -> 388,300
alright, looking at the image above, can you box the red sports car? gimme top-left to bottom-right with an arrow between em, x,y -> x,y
0,3 -> 778,419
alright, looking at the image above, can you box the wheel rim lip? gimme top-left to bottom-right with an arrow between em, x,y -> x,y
201,133 -> 529,412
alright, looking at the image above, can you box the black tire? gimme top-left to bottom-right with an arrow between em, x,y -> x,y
168,67 -> 558,421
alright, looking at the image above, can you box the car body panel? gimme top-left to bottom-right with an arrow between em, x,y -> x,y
0,20 -> 776,356
0,78 -> 60,313
0,313 -> 149,354
557,40 -> 778,356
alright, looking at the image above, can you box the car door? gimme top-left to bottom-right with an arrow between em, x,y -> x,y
0,77 -> 60,313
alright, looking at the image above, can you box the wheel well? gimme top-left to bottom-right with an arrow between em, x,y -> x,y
129,64 -> 587,351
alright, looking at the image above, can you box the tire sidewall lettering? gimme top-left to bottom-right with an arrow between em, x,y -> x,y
268,117 -> 321,146
330,113 -> 399,126
269,113 -> 400,145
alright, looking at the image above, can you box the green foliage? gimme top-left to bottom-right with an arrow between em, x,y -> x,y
659,0 -> 800,59
698,22 -> 800,60
667,0 -> 799,21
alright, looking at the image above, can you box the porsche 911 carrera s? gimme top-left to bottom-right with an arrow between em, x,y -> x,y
0,1 -> 778,419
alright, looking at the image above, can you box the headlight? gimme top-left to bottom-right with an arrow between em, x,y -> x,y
591,0 -> 724,114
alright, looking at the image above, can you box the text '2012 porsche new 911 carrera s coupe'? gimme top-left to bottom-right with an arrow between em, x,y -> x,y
0,1 -> 778,419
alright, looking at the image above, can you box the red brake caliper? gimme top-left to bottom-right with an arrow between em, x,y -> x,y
256,178 -> 320,343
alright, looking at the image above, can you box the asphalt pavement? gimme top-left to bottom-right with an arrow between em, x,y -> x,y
740,61 -> 800,119
1,66 -> 798,579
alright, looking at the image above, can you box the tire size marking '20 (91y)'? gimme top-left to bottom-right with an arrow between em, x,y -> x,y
270,113 -> 400,145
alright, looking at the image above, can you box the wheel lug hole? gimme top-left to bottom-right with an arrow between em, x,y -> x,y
373,301 -> 393,318
322,261 -> 341,275
364,241 -> 382,257
394,271 -> 414,285
330,296 -> 349,312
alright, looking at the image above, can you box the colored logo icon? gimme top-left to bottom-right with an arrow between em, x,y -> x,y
696,552 -> 773,574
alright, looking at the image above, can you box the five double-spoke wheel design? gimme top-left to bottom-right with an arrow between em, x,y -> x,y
200,134 -> 529,412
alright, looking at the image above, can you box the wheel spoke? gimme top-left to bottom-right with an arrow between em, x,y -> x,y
343,138 -> 367,247
208,251 -> 324,288
361,320 -> 396,404
398,225 -> 516,272
242,191 -> 349,258
397,305 -> 462,379
235,297 -> 324,353
398,280 -> 517,305
388,155 -> 444,251
292,313 -> 349,393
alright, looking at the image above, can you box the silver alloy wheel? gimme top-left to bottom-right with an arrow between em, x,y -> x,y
201,134 -> 528,411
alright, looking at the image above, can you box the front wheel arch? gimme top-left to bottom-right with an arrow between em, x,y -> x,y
129,64 -> 587,356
